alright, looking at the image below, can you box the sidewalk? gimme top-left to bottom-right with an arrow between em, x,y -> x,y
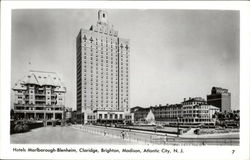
71,125 -> 146,144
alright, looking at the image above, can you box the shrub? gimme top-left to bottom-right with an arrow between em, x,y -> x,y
22,124 -> 30,132
13,122 -> 30,133
14,124 -> 23,133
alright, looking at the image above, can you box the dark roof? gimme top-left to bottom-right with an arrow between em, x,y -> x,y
211,86 -> 229,94
130,106 -> 144,110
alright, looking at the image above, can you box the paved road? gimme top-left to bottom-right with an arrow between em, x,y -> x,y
73,125 -> 239,145
10,126 -> 134,144
10,125 -> 239,145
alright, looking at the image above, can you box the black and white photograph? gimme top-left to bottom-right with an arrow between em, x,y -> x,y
1,1 -> 250,160
10,8 -> 240,145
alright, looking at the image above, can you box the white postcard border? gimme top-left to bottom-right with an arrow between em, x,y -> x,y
1,1 -> 250,160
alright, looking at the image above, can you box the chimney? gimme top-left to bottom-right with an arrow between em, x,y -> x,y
184,98 -> 186,101
189,97 -> 191,100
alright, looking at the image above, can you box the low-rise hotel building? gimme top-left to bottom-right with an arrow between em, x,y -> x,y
131,97 -> 219,125
152,104 -> 182,124
181,97 -> 220,125
12,70 -> 66,121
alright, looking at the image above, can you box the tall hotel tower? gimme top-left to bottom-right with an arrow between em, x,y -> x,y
76,10 -> 131,124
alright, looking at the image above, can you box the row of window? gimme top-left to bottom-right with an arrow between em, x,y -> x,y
82,88 -> 128,95
83,103 -> 122,108
183,110 -> 209,114
83,92 -> 118,97
98,113 -> 123,119
82,35 -> 118,44
82,51 -> 129,60
82,37 -> 129,51
183,101 -> 205,105
90,28 -> 118,37
155,115 -> 181,118
82,46 -> 129,56
82,75 -> 128,83
83,51 -> 120,59
83,42 -> 119,50
154,111 -> 182,114
82,43 -> 119,52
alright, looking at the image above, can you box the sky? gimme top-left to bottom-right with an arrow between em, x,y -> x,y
11,9 -> 239,110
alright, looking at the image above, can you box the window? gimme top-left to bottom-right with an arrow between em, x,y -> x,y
99,114 -> 102,119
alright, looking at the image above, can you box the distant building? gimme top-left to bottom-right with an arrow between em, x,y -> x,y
130,106 -> 143,124
76,10 -> 130,124
181,97 -> 219,125
131,97 -> 219,125
207,87 -> 231,112
152,104 -> 182,124
12,70 -> 66,121
130,106 -> 143,113
124,114 -> 133,124
132,105 -> 181,125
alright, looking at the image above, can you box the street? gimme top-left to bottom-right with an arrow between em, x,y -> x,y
10,126 -> 134,144
10,125 -> 239,145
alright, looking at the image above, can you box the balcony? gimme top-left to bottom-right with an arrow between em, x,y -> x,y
35,99 -> 46,102
35,93 -> 45,96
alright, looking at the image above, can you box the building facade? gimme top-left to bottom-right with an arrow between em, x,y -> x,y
12,70 -> 66,121
152,104 -> 182,124
76,10 -> 130,124
207,87 -> 231,112
181,97 -> 219,125
131,97 -> 219,125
